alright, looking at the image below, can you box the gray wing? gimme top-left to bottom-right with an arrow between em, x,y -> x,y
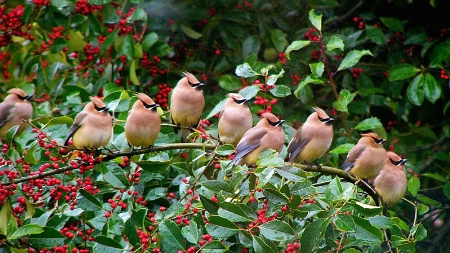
287,130 -> 311,162
64,112 -> 87,145
231,128 -> 267,164
0,103 -> 14,128
343,145 -> 366,172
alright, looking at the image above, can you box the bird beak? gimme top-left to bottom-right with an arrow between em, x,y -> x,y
326,118 -> 334,125
400,158 -> 407,165
26,94 -> 34,101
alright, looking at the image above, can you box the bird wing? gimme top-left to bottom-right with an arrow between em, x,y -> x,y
343,145 -> 366,172
0,103 -> 14,128
64,112 -> 87,145
231,128 -> 267,164
287,130 -> 311,162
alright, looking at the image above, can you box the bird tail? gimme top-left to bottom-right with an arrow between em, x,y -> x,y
181,128 -> 190,143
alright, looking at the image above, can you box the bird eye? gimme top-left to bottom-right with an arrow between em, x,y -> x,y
94,105 -> 108,112
233,99 -> 247,104
188,80 -> 204,89
18,95 -> 28,100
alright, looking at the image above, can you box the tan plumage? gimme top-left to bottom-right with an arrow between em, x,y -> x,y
64,97 -> 112,149
0,88 -> 33,140
231,112 -> 285,166
218,93 -> 252,147
170,72 -> 205,142
343,132 -> 387,179
371,151 -> 407,207
125,93 -> 161,148
287,107 -> 334,164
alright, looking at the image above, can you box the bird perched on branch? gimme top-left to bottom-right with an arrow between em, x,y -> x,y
64,96 -> 112,150
218,93 -> 252,147
125,93 -> 161,149
170,72 -> 205,142
0,88 -> 33,140
231,112 -> 285,166
287,107 -> 334,167
343,132 -> 387,179
370,151 -> 407,207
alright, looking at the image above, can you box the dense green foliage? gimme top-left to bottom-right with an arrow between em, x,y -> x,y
0,0 -> 449,252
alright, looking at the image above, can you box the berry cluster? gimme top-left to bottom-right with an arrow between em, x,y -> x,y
75,0 -> 102,15
105,8 -> 136,35
141,53 -> 168,78
254,96 -> 277,114
305,28 -> 319,42
311,50 -> 320,60
283,242 -> 301,253
0,51 -> 11,79
386,120 -> 398,131
278,52 -> 287,64
290,74 -> 301,85
440,69 -> 449,80
353,17 -> 365,29
153,83 -> 172,108
32,0 -> 50,5
351,67 -> 363,79
0,5 -> 32,47
237,1 -> 252,8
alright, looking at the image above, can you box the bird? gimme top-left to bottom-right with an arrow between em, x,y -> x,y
342,132 -> 387,179
170,72 -> 205,142
286,107 -> 334,167
0,88 -> 33,140
371,151 -> 407,207
64,96 -> 112,150
231,112 -> 285,166
218,93 -> 253,147
125,93 -> 161,149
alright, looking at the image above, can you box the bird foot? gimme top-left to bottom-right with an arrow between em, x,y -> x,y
314,161 -> 322,171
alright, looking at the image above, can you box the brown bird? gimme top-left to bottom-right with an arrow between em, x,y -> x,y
343,132 -> 387,179
64,96 -> 112,150
125,93 -> 161,149
170,72 -> 205,142
287,107 -> 334,167
218,93 -> 253,147
371,151 -> 407,207
231,112 -> 285,166
0,88 -> 33,140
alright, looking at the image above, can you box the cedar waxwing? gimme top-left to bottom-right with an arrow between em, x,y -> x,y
170,72 -> 205,142
231,112 -> 285,166
125,93 -> 161,148
218,93 -> 252,147
343,132 -> 387,179
64,96 -> 112,150
371,151 -> 407,206
287,107 -> 334,166
0,88 -> 33,140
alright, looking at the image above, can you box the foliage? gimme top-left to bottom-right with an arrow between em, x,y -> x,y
0,0 -> 449,252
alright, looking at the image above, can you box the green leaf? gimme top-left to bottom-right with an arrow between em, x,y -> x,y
159,219 -> 186,251
329,143 -> 355,154
388,64 -> 421,81
218,202 -> 252,222
259,220 -> 295,241
0,201 -> 11,235
100,162 -> 130,189
309,62 -> 325,76
309,9 -> 322,31
332,89 -> 356,113
326,36 -> 344,51
206,98 -> 225,119
444,182 -> 450,199
291,179 -> 316,197
101,30 -> 118,54
366,26 -> 386,45
93,236 -> 124,253
206,215 -> 239,238
368,215 -> 392,229
235,63 -> 259,78
285,40 -> 311,59
414,224 -> 427,241
263,188 -> 289,205
51,0 -> 73,8
122,34 -> 135,60
129,60 -> 139,85
416,194 -> 441,207
242,36 -> 261,59
253,236 -> 277,253
179,24 -> 202,39
380,17 -> 405,32
271,29 -> 287,52
9,224 -> 44,240
354,117 -> 383,131
423,73 -> 441,103
28,227 -> 65,248
407,176 -> 420,197
201,180 -> 232,194
301,218 -> 329,253
182,221 -> 200,244
351,201 -> 382,216
239,85 -> 260,99
334,214 -> 356,232
218,75 -> 242,91
78,189 -> 102,211
407,74 -> 425,106
145,187 -> 167,201
350,215 -> 382,244
337,50 -> 373,71
127,8 -> 147,22
142,32 -> 159,51
267,69 -> 285,86
269,85 -> 291,97
293,75 -> 324,97
200,195 -> 219,214
215,144 -> 235,156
